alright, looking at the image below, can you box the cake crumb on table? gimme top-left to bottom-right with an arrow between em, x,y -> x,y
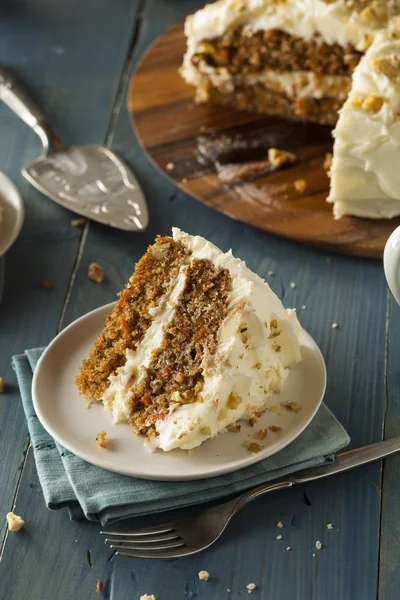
0,377 -> 5,392
166,162 -> 175,171
316,541 -> 322,550
294,179 -> 307,193
302,305 -> 307,310
96,431 -> 107,449
285,546 -> 291,551
88,263 -> 104,284
267,270 -> 274,276
276,534 -> 283,540
268,148 -> 297,169
140,595 -> 156,600
327,523 -> 334,530
71,218 -> 86,227
247,583 -> 257,593
290,281 -> 296,289
95,580 -> 102,593
277,521 -> 284,528
198,570 -> 210,581
332,322 -> 339,329
6,512 -> 25,532
42,280 -> 54,289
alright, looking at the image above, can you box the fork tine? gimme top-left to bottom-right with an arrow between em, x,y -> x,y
110,540 -> 186,552
100,522 -> 175,537
117,547 -> 193,559
104,533 -> 181,544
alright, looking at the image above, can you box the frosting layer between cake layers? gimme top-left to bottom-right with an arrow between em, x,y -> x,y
104,229 -> 301,451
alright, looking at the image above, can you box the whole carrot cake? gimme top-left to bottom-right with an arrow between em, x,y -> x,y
76,229 -> 301,451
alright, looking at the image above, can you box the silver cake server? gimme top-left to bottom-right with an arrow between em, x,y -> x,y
0,65 -> 148,231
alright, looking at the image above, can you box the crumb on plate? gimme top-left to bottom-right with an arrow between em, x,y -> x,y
244,442 -> 264,453
258,429 -> 268,440
269,425 -> 281,432
96,430 -> 107,449
88,263 -> 104,284
6,512 -> 25,532
282,401 -> 302,413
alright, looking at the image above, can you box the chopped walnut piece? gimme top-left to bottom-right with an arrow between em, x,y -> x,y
95,580 -> 102,593
71,218 -> 86,227
258,428 -> 268,440
294,179 -> 307,193
268,148 -> 297,170
88,263 -> 104,284
244,442 -> 263,453
269,425 -> 282,432
42,280 -> 54,289
229,423 -> 241,433
0,377 -> 5,392
351,94 -> 386,113
323,153 -> 333,171
249,416 -> 259,427
370,55 -> 400,81
282,401 -> 302,413
96,430 -> 107,449
6,512 -> 25,532
356,33 -> 373,51
198,571 -> 210,581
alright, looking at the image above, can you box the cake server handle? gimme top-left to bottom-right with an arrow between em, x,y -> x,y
230,437 -> 400,514
0,64 -> 63,153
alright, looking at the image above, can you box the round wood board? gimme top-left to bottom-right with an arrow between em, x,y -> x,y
128,22 -> 400,259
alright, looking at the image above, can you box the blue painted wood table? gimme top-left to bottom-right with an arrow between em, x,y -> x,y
1,1 -> 399,599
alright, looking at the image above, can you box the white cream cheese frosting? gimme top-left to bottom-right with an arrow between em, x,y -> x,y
103,229 -> 301,452
328,26 -> 400,219
184,0 -> 387,50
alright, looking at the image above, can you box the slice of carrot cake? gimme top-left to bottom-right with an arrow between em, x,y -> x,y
181,0 -> 388,125
76,229 -> 301,451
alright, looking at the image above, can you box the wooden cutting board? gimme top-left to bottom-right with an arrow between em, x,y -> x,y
128,22 -> 400,259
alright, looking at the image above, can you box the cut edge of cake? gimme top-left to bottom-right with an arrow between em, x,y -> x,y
76,229 -> 302,452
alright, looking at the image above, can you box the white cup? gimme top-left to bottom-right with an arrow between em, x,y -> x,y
384,226 -> 400,305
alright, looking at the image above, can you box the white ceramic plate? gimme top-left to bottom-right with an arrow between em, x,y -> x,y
0,172 -> 24,258
32,303 -> 326,481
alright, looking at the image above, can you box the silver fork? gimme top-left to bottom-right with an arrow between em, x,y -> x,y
101,437 -> 400,558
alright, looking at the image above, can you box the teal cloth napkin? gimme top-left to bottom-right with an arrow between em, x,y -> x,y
13,348 -> 350,526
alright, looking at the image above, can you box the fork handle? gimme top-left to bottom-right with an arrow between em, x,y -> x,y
0,64 -> 63,152
231,479 -> 294,516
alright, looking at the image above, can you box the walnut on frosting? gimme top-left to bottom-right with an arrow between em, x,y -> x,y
350,94 -> 386,113
370,55 -> 400,83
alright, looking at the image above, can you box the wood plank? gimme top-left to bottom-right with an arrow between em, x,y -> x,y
128,22 -> 399,259
15,1 -> 386,599
378,296 -> 400,600
0,0 -> 140,550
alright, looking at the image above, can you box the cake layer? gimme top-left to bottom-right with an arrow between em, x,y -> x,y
75,237 -> 189,400
189,28 -> 362,76
193,75 -> 344,125
328,26 -> 400,219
